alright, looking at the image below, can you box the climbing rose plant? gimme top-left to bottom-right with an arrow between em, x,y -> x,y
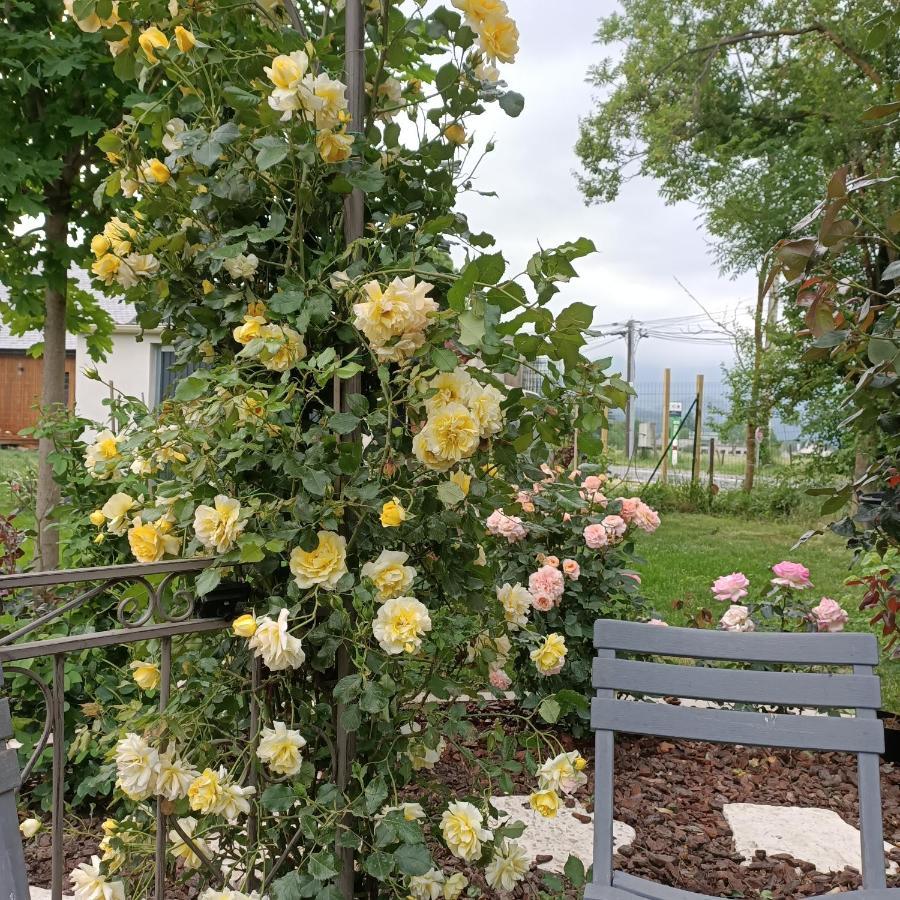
58,0 -> 631,896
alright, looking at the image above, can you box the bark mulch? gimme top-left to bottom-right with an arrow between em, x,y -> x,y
23,728 -> 900,898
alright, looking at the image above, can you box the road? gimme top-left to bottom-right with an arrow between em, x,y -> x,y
608,464 -> 747,489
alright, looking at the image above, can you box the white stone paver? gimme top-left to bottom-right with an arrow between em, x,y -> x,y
29,888 -> 69,900
724,803 -> 898,875
490,794 -> 635,874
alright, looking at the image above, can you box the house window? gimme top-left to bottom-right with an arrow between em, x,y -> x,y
155,347 -> 199,405
522,356 -> 551,395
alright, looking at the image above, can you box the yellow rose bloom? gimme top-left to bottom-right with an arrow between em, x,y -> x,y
174,24 -> 196,52
425,368 -> 475,415
256,721 -> 306,776
537,750 -> 587,794
439,801 -> 492,861
90,234 -> 111,257
289,531 -> 348,589
575,755 -> 587,772
142,159 -> 171,184
193,494 -> 245,554
372,595 -> 432,655
248,608 -> 305,671
449,470 -> 472,497
101,492 -> 136,535
89,509 -> 106,527
443,873 -> 468,899
361,549 -> 416,601
232,315 -> 266,345
380,497 -> 406,528
425,402 -> 481,464
129,660 -> 161,691
232,614 -> 257,637
478,13 -> 519,63
188,768 -> 224,814
168,817 -> 210,870
530,632 -> 567,676
201,279 -> 215,295
443,123 -> 467,145
127,517 -> 179,563
529,789 -> 560,818
138,26 -> 169,64
412,427 -> 454,472
259,324 -> 306,372
264,51 -> 309,91
85,429 -> 122,477
451,0 -> 508,24
316,129 -> 354,164
468,384 -> 504,438
91,253 -> 121,285
19,818 -> 41,839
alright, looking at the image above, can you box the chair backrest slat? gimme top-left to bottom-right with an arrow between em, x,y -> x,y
594,620 -> 879,666
591,696 -> 885,753
592,656 -> 882,709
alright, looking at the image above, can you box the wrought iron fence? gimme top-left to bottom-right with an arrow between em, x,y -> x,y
0,558 -> 262,900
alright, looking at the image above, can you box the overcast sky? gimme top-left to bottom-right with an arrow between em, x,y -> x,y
452,0 -> 759,390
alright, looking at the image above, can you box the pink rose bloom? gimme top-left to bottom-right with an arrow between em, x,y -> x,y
516,490 -> 535,513
619,497 -> 640,523
580,489 -> 608,507
631,501 -> 661,533
486,509 -> 527,544
602,515 -> 627,541
648,618 -> 668,627
562,559 -> 580,580
623,571 -> 641,585
712,572 -> 750,603
811,597 -> 849,633
529,564 -> 565,609
544,555 -> 560,568
581,475 -> 604,493
771,561 -> 812,590
583,523 -> 608,549
718,605 -> 755,633
489,667 -> 512,691
562,512 -> 572,523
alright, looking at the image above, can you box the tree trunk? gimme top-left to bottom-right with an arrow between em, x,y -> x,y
34,208 -> 69,571
743,276 -> 766,493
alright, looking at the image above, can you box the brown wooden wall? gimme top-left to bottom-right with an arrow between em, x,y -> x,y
0,351 -> 76,447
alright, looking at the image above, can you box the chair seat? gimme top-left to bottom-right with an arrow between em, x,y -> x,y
582,872 -> 900,899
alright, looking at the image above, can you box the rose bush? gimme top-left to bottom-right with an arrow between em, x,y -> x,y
45,0 -> 637,895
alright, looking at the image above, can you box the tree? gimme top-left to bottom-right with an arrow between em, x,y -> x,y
0,1 -> 128,568
575,0 -> 899,489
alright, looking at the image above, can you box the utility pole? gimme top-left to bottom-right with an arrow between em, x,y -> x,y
624,319 -> 637,459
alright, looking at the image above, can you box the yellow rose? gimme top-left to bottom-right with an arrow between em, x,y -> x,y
372,595 -> 432,655
142,159 -> 171,184
129,660 -> 161,691
439,801 -> 492,861
424,402 -> 480,464
264,51 -> 309,90
91,253 -> 121,285
361,550 -> 416,601
101,492 -> 136,535
451,0 -> 508,24
316,129 -> 354,164
138,26 -> 169,64
443,123 -> 467,145
449,470 -> 472,497
188,768 -> 224,814
103,217 -> 136,255
232,614 -> 257,637
174,25 -> 196,52
90,234 -> 111,257
202,279 -> 215,295
575,755 -> 587,772
529,789 -> 559,818
425,368 -> 475,415
89,509 -> 106,527
193,495 -> 245,554
19,818 -> 41,839
260,324 -> 306,372
257,721 -> 306,776
289,531 -> 348,589
127,517 -> 179,563
530,632 -> 567,676
478,13 -> 519,63
443,872 -> 468,899
232,315 -> 266,345
85,430 -> 122,477
380,497 -> 406,528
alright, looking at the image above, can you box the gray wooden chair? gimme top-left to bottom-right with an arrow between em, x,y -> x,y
586,619 -> 898,900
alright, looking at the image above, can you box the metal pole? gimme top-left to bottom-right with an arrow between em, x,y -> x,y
154,637 -> 172,900
708,437 -> 715,496
691,374 -> 704,485
0,663 -> 30,900
51,654 -> 65,900
623,320 -> 637,460
660,368 -> 670,484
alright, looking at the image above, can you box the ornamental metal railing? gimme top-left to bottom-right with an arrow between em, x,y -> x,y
0,558 -> 262,900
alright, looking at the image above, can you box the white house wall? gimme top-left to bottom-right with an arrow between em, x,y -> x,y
75,330 -> 161,429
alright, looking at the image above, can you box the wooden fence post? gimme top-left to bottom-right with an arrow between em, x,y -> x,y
691,374 -> 704,485
708,437 -> 715,496
661,369 -> 670,484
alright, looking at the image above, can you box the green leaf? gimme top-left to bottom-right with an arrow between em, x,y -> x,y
330,412 -> 360,435
364,775 -> 388,814
359,681 -> 390,714
436,481 -> 465,508
499,91 -> 525,117
307,851 -> 339,881
538,696 -> 561,723
333,674 -> 362,704
347,165 -> 386,193
393,843 -> 432,876
237,534 -> 266,563
430,347 -> 459,372
254,135 -> 289,171
195,567 -> 221,597
301,469 -> 331,497
447,262 -> 478,311
224,85 -> 262,109
261,784 -> 296,812
563,855 -> 586,886
868,337 -> 899,366
458,310 -> 485,348
363,850 -> 394,879
173,372 -> 210,401
477,252 -> 506,284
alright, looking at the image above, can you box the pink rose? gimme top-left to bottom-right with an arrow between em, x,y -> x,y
516,490 -> 535,513
631,501 -> 660,533
810,597 -> 848,633
581,475 -> 604,493
529,565 -> 565,609
712,572 -> 750,603
489,667 -> 512,691
602,515 -> 627,542
562,512 -> 572,523
486,509 -> 527,544
648,618 -> 668,627
562,559 -> 580,580
544,555 -> 560,568
771,561 -> 812,590
580,489 -> 608,507
619,497 -> 640,523
583,523 -> 608,549
623,571 -> 641,585
718,605 -> 755,633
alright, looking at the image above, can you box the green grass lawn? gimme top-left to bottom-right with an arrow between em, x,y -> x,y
633,511 -> 900,711
0,448 -> 38,564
